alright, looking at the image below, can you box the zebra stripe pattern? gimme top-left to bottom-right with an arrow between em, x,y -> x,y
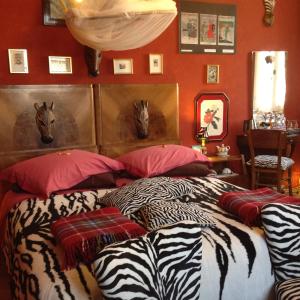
261,203 -> 300,281
140,199 -> 215,231
264,0 -> 276,26
92,222 -> 203,300
100,177 -> 195,215
276,278 -> 300,300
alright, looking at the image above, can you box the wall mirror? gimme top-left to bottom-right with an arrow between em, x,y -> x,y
252,50 -> 287,129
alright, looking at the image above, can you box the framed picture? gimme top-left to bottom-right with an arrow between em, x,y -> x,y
113,59 -> 133,75
48,56 -> 72,74
207,64 -> 219,84
43,0 -> 65,26
194,92 -> 229,141
179,1 -> 236,54
8,49 -> 29,74
149,54 -> 163,74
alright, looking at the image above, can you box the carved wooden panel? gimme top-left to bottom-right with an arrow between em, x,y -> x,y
94,84 -> 180,157
0,85 -> 97,169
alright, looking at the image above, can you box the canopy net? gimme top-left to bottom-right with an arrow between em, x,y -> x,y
59,0 -> 177,51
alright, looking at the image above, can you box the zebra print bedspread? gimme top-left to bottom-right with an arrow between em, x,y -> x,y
3,177 -> 275,300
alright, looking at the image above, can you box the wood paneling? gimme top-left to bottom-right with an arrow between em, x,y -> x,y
94,84 -> 180,157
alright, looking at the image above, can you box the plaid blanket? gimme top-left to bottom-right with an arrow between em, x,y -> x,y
51,207 -> 147,269
218,188 -> 300,226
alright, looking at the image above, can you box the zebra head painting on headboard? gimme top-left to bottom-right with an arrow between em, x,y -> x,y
263,0 -> 276,26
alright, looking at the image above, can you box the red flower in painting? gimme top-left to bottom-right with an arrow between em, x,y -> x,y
204,111 -> 213,124
203,108 -> 220,130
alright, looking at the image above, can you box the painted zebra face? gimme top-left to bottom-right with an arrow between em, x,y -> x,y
34,102 -> 55,144
263,0 -> 276,26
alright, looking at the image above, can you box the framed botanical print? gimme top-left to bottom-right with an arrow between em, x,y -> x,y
194,92 -> 229,141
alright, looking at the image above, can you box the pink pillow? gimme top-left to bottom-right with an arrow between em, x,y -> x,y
0,150 -> 124,198
117,144 -> 209,178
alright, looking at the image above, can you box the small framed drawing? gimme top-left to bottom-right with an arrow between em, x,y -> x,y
43,0 -> 65,26
8,49 -> 29,74
48,56 -> 72,74
207,64 -> 220,84
149,54 -> 163,74
113,59 -> 133,75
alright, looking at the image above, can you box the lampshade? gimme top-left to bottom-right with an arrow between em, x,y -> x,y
59,0 -> 177,51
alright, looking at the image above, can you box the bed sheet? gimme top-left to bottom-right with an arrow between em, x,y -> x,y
3,177 -> 275,300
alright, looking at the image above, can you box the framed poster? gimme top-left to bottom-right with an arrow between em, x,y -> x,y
194,92 -> 229,141
43,0 -> 65,26
8,49 -> 29,74
179,1 -> 236,54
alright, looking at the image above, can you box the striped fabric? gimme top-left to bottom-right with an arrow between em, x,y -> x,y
51,207 -> 146,269
218,188 -> 300,226
140,200 -> 215,231
276,278 -> 300,300
247,155 -> 294,170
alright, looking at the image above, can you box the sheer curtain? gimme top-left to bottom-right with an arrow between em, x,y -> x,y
253,51 -> 286,113
59,0 -> 177,51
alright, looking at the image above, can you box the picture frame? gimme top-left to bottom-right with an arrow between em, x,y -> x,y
179,1 -> 236,54
8,49 -> 29,74
48,56 -> 72,74
149,54 -> 163,74
43,0 -> 65,26
207,64 -> 220,84
194,92 -> 229,141
113,59 -> 133,75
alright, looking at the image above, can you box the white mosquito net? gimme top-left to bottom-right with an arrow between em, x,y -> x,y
59,0 -> 177,51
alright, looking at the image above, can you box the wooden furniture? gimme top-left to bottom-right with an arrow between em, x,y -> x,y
207,154 -> 246,177
247,129 -> 293,195
237,129 -> 300,162
207,154 -> 249,188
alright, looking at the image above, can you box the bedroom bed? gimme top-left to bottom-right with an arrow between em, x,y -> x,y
0,84 -> 275,300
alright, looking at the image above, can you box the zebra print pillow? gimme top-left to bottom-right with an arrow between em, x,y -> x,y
92,222 -> 202,300
140,200 -> 215,231
100,177 -> 195,215
275,277 -> 300,300
261,203 -> 300,281
247,155 -> 294,170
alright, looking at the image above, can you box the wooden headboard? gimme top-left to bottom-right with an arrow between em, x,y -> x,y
0,84 -> 97,169
94,83 -> 180,157
0,83 -> 180,168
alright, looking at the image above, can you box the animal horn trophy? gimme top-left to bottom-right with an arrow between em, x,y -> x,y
134,100 -> 149,139
263,0 -> 276,26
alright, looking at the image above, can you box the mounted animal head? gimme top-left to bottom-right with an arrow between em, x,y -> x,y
84,46 -> 102,77
34,102 -> 55,144
134,100 -> 149,139
263,0 -> 276,26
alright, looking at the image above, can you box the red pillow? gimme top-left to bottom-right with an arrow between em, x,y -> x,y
218,188 -> 300,226
117,144 -> 209,178
0,150 -> 124,198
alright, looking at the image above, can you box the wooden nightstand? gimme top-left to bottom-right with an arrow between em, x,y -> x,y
207,154 -> 249,188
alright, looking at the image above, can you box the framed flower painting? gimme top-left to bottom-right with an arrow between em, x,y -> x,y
194,92 -> 229,141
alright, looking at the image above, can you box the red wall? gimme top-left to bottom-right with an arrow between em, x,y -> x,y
1,0 -> 300,181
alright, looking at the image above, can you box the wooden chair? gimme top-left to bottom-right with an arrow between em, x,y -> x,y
247,129 -> 294,195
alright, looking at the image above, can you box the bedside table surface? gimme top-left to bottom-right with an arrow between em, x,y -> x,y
207,154 -> 244,162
